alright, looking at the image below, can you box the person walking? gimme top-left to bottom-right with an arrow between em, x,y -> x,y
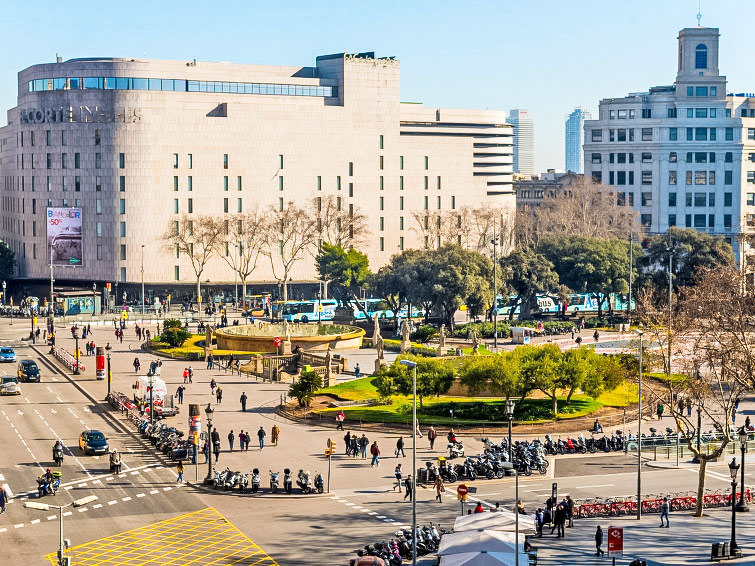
202,441 -> 209,463
593,329 -> 600,343
343,431 -> 351,455
403,474 -> 413,502
659,497 -> 670,527
393,463 -> 403,492
216,386 -> 223,404
553,503 -> 566,538
176,385 -> 185,404
272,424 -> 280,446
0,484 -> 7,514
211,428 -> 220,463
176,461 -> 184,484
240,392 -> 247,412
657,403 -> 664,420
686,398 -> 692,417
416,423 -> 423,438
358,433 -> 369,459
257,426 -> 266,450
434,475 -> 444,503
535,508 -> 544,537
370,441 -> 380,467
565,495 -> 575,527
335,410 -> 345,430
239,430 -> 246,452
354,363 -> 360,379
187,367 -> 193,383
395,436 -> 406,458
595,526 -> 604,556
210,379 -> 217,396
183,368 -> 189,383
206,353 -> 214,370
349,434 -> 359,457
133,357 -> 140,373
428,426 -> 437,450
228,430 -> 235,452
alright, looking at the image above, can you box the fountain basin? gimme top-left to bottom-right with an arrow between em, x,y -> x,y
214,323 -> 365,353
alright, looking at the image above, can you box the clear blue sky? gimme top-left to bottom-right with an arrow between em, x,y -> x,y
1,0 -> 752,172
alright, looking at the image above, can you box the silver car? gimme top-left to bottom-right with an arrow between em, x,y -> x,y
0,376 -> 21,395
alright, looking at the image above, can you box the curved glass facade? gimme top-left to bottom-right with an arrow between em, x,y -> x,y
27,77 -> 336,98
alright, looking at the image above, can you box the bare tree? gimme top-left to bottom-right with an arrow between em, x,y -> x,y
215,211 -> 266,300
263,202 -> 317,301
312,194 -> 369,249
162,215 -> 222,304
411,211 -> 444,249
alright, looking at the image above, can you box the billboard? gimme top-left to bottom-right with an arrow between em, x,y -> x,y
47,208 -> 83,266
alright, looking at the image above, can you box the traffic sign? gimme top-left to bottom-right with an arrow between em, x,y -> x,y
608,526 -> 623,555
457,484 -> 469,501
273,336 -> 282,347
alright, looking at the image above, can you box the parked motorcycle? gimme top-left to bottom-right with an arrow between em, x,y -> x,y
251,468 -> 260,493
283,468 -> 293,494
269,470 -> 279,493
297,469 -> 312,494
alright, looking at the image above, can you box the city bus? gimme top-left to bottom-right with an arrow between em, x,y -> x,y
280,299 -> 338,323
243,294 -> 271,317
350,298 -> 395,320
494,295 -> 558,317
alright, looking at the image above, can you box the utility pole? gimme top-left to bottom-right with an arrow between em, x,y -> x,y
141,244 -> 145,316
492,218 -> 498,350
628,232 -> 633,318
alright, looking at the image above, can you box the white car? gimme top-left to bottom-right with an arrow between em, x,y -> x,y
0,376 -> 21,395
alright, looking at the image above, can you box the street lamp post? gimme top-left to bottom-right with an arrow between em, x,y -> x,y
736,428 -> 749,512
105,342 -> 112,398
141,244 -> 145,316
316,291 -> 322,326
505,399 -> 516,463
25,495 -> 98,566
634,329 -> 643,520
729,458 -> 742,557
400,359 -> 418,566
72,326 -> 80,375
204,403 -> 215,484
515,468 -> 520,566
491,223 -> 499,350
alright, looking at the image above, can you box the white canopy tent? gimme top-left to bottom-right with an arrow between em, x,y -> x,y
439,550 -> 531,566
453,511 -> 535,534
438,530 -> 527,556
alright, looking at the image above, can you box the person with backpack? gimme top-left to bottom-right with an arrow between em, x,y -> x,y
358,434 -> 369,459
428,426 -> 437,450
370,441 -> 380,467
395,436 -> 406,458
393,463 -> 402,492
257,426 -> 266,450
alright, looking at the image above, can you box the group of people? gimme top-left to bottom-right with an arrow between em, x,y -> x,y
203,424 -> 279,462
534,496 -> 574,539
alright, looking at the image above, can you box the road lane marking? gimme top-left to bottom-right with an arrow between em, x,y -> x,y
62,511 -> 71,517
149,490 -> 159,494
30,519 -> 40,524
14,523 -> 23,529
107,500 -> 117,505
46,515 -> 56,521
77,507 -> 88,512
136,493 -> 145,498
162,487 -> 172,492
92,504 -> 102,509
121,496 -> 131,502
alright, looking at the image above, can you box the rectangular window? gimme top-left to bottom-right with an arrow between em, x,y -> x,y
668,214 -> 677,227
174,266 -> 179,281
119,198 -> 125,214
424,176 -> 429,190
96,198 -> 102,214
61,153 -> 67,169
725,152 -> 733,163
709,214 -> 715,228
222,198 -> 227,213
317,176 -> 322,191
278,198 -> 283,211
173,153 -> 178,168
642,108 -> 651,119
710,108 -> 717,118
686,171 -> 693,185
709,128 -> 716,141
709,171 -> 716,185
617,192 -> 626,206
379,217 -> 384,231
724,214 -> 732,229
668,192 -> 677,207
669,171 -> 677,185
695,152 -> 707,163
278,154 -> 283,170
696,86 -> 708,96
629,129 -> 634,141
694,192 -> 707,206
616,153 -> 624,164
188,176 -> 192,191
748,171 -> 755,184
451,195 -> 456,209
724,192 -> 732,207
348,183 -> 353,197
224,176 -> 229,191
709,152 -> 715,163
95,152 -> 101,169
669,128 -> 677,141
641,152 -> 652,163
617,129 -> 626,142
640,214 -> 652,227
119,153 -> 125,168
748,193 -> 755,206
592,171 -> 602,183
711,87 -> 717,96
591,129 -> 602,142
237,198 -> 242,213
695,171 -> 707,185
424,196 -> 429,210
687,128 -> 693,141
46,176 -> 51,191
74,153 -> 80,168
725,171 -> 733,185
400,176 -> 404,190
174,176 -> 179,191
685,214 -> 692,227
696,108 -> 708,118
379,176 -> 384,190
279,176 -> 284,191
400,196 -> 404,211
187,154 -> 192,169
437,195 -> 441,209
173,198 -> 178,213
119,176 -> 125,191
95,244 -> 100,260
617,171 -> 626,185
695,127 -> 707,141
45,153 -> 51,169
46,130 -> 51,146
617,109 -> 625,119
609,129 -> 615,142
726,128 -> 735,141
642,128 -> 652,141
61,131 -> 66,146
424,156 -> 429,170
96,222 -> 102,237
379,237 -> 384,252
379,155 -> 384,170
349,162 -> 354,176
120,222 -> 126,237
399,156 -> 404,170
120,245 -> 126,261
669,152 -> 677,163
686,152 -> 693,163
641,171 -> 652,185
667,107 -> 677,118
379,197 -> 384,211
399,216 -> 404,230
336,176 -> 341,191
641,192 -> 652,206
437,176 -> 441,190
399,236 -> 404,250
223,154 -> 228,169
237,176 -> 242,191
708,192 -> 715,207
591,153 -> 601,164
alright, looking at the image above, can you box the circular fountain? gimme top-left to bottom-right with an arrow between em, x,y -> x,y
214,322 -> 365,353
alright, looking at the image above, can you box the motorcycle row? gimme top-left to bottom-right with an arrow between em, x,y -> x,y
136,419 -> 195,461
211,467 -> 325,495
351,523 -> 447,565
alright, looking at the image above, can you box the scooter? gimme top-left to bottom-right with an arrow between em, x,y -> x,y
53,447 -> 64,467
447,441 -> 465,459
283,468 -> 293,494
269,470 -> 279,493
314,472 -> 324,494
296,469 -> 312,494
251,468 -> 260,493
238,473 -> 249,494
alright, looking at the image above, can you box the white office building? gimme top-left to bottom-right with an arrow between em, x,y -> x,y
565,107 -> 591,173
0,53 -> 514,292
583,27 -> 755,261
507,109 -> 534,175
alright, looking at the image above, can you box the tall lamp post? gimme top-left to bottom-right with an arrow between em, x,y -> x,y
505,399 -> 516,463
634,329 -> 643,519
729,458 -> 742,557
72,325 -> 80,375
203,403 -> 215,484
736,427 -> 749,512
491,222 -> 499,350
141,244 -> 145,316
25,495 -> 98,566
316,291 -> 322,326
399,359 -> 418,566
105,342 -> 112,397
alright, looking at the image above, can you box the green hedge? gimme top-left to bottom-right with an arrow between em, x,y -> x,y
451,320 -> 575,339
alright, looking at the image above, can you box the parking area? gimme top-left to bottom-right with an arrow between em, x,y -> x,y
46,507 -> 279,566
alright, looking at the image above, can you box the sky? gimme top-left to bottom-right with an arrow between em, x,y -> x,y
1,0 -> 753,172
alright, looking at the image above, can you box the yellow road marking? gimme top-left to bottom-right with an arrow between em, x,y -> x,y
45,507 -> 278,566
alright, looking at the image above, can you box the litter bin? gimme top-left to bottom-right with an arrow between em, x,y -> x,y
417,468 -> 428,485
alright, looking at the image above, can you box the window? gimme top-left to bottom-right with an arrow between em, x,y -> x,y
710,108 -> 717,118
711,87 -> 717,96
223,154 -> 228,169
669,171 -> 677,185
726,128 -> 734,141
424,156 -> 429,170
437,176 -> 441,190
725,171 -> 733,185
748,193 -> 755,206
118,153 -> 125,169
694,192 -> 707,206
669,152 -> 677,163
349,162 -> 353,176
641,171 -> 652,185
317,175 -> 322,191
96,222 -> 102,237
592,171 -> 602,183
379,217 -> 384,231
379,237 -> 384,252
749,171 -> 755,184
694,214 -> 706,228
437,195 -> 441,209
617,171 -> 626,185
61,131 -> 66,146
399,156 -> 404,170
641,214 -> 652,227
695,171 -> 707,185
279,176 -> 283,191
222,198 -> 227,213
61,153 -> 67,168
379,135 -> 384,150
695,44 -> 708,69
236,176 -> 241,191
668,107 -> 677,118
173,153 -> 178,168
696,87 -> 708,97
174,266 -> 179,281
237,198 -> 242,213
617,192 -> 626,206
423,196 -> 428,210
379,176 -> 383,191
591,153 -> 601,164
187,154 -> 192,169
709,214 -> 715,228
686,152 -> 693,163
187,198 -> 193,213
609,171 -> 615,185
617,129 -> 626,142
686,171 -> 693,185
610,153 -> 615,164
641,192 -> 652,206
617,153 -> 626,164
119,176 -> 125,192
669,128 -> 677,141
749,129 -> 755,140
278,197 -> 283,211
668,214 -> 677,227
725,152 -> 733,163
591,129 -> 602,142
628,192 -> 635,206
629,129 -> 635,141
399,237 -> 404,250
336,176 -> 341,191
173,199 -> 178,213
687,86 -> 694,97
641,152 -> 652,163
120,222 -> 126,237
120,245 -> 126,261
46,153 -> 52,168
709,128 -> 716,141
119,198 -> 125,214
709,171 -> 716,185
379,155 -> 383,170
379,197 -> 384,211
451,195 -> 456,209
348,183 -> 353,197
668,192 -> 677,207
73,176 -> 80,192
617,109 -> 626,119
696,108 -> 708,118
174,176 -> 179,191
188,176 -> 192,191
224,176 -> 228,191
708,192 -> 715,207
610,110 -> 616,119
424,176 -> 429,190
642,108 -> 652,119
46,130 -> 51,146
724,192 -> 732,207
609,129 -> 615,142
709,152 -> 716,163
724,214 -> 732,229
695,152 -> 707,163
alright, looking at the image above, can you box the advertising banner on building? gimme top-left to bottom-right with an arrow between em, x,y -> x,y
47,208 -> 83,266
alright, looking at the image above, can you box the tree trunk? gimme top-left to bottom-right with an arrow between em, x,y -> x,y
566,386 -> 576,404
695,457 -> 707,517
282,280 -> 289,301
196,277 -> 202,308
241,279 -> 248,303
323,280 -> 329,300
551,393 -> 558,416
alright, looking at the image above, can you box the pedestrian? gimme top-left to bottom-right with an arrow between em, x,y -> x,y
350,434 -> 359,457
393,463 -> 403,491
176,385 -> 184,404
416,423 -> 423,438
240,392 -> 247,412
565,495 -> 574,527
657,402 -> 664,420
202,441 -> 209,463
0,484 -> 7,513
257,426 -> 266,450
570,327 -> 575,340
183,368 -> 189,383
434,475 -> 444,503
575,335 -> 583,346
336,410 -> 345,430
272,424 -> 280,446
188,367 -> 193,383
133,356 -> 140,372
403,474 -> 413,501
239,430 -> 245,452
595,526 -> 604,556
211,428 -> 220,463
370,441 -> 380,467
244,430 -> 251,451
746,415 -> 752,430
474,502 -> 484,513
207,353 -> 214,370
87,323 -> 91,335
428,426 -> 437,450
554,503 -> 566,538
732,406 -> 737,423
395,436 -> 405,457
686,398 -> 692,417
677,397 -> 685,415
155,361 -> 162,376
354,363 -> 360,379
659,497 -> 670,527
228,430 -> 235,452
358,433 -> 369,459
535,508 -> 545,537
344,430 -> 351,454
593,329 -> 599,343
176,461 -> 184,483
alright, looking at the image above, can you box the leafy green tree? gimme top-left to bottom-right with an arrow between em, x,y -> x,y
315,242 -> 370,301
380,357 -> 454,408
499,249 -> 559,320
368,250 -> 427,318
459,352 -> 527,401
638,227 -> 735,296
431,246 -> 493,329
0,241 -> 15,283
517,344 -> 563,415
288,369 -> 323,408
559,347 -> 599,402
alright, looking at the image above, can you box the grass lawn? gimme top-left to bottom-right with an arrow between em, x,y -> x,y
316,376 -> 379,401
596,381 -> 638,407
645,372 -> 687,384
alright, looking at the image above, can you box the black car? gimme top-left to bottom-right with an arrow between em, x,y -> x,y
17,360 -> 40,382
79,430 -> 109,455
